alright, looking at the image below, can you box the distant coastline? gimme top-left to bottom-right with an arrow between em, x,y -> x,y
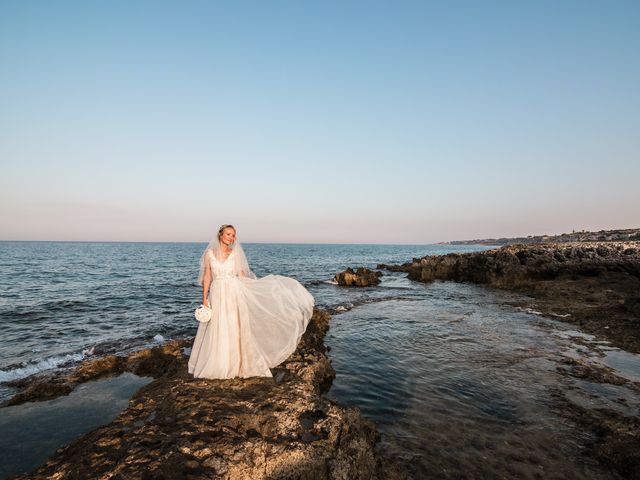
440,227 -> 640,246
5,228 -> 639,246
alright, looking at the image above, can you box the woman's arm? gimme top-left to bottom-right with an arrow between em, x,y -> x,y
202,260 -> 212,307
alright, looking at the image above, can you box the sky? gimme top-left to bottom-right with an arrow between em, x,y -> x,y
1,0 -> 638,244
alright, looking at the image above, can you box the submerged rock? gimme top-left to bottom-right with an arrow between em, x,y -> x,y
8,310 -> 406,479
334,267 -> 383,287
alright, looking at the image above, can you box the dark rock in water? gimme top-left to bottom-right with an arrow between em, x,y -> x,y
385,242 -> 640,354
8,309 -> 406,479
377,262 -> 413,272
334,267 -> 383,287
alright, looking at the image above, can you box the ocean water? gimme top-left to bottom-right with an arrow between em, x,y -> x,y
1,241 -> 639,479
0,241 -> 475,389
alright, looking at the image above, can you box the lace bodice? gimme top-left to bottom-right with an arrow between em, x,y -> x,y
208,250 -> 238,280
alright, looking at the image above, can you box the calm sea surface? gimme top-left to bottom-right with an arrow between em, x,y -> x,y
1,241 -> 639,479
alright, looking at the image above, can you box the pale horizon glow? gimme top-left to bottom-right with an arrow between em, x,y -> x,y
1,1 -> 639,244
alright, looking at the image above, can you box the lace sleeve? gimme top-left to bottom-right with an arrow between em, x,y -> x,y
197,249 -> 213,286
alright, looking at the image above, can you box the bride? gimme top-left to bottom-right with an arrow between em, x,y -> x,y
188,224 -> 314,379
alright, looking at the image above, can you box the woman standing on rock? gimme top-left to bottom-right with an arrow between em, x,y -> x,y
188,224 -> 314,379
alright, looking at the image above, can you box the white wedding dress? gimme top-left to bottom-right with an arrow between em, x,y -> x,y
188,249 -> 314,379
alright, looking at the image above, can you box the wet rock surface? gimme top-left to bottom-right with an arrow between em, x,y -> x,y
334,267 -> 382,287
7,310 -> 405,480
382,242 -> 640,354
550,339 -> 640,479
553,382 -> 640,480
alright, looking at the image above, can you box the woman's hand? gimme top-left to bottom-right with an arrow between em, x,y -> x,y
203,299 -> 210,308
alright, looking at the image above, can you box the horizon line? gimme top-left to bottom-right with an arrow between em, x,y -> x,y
0,239 -> 468,246
1,226 -> 637,246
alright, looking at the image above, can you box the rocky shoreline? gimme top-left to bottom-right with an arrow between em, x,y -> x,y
380,241 -> 640,354
6,309 -> 404,480
380,241 -> 640,478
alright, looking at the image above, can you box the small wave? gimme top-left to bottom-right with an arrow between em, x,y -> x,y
0,299 -> 96,321
303,279 -> 338,287
333,303 -> 355,313
82,346 -> 96,356
308,278 -> 410,289
515,307 -> 543,316
46,299 -> 93,313
153,334 -> 165,343
0,353 -> 85,383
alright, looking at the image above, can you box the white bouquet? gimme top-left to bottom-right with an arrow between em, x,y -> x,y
194,304 -> 212,323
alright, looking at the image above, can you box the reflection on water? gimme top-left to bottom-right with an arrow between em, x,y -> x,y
0,373 -> 151,480
603,350 -> 640,383
326,278 -> 639,479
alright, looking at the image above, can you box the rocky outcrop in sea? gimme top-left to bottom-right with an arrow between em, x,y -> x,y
9,309 -> 404,480
334,267 -> 383,287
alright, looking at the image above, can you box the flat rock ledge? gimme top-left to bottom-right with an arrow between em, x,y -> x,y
334,267 -> 382,287
380,242 -> 640,353
8,309 -> 405,480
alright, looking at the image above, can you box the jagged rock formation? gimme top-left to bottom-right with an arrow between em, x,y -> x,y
334,267 -> 383,287
9,310 -> 405,480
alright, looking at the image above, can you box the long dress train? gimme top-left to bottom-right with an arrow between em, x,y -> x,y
188,249 -> 314,379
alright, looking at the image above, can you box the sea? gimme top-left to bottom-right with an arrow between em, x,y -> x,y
1,241 -> 640,479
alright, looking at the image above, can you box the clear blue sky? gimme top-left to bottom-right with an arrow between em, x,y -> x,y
1,1 -> 638,243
